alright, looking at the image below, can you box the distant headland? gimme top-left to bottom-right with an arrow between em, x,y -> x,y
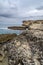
8,20 -> 43,30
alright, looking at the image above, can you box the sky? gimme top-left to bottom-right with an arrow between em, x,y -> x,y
0,0 -> 43,23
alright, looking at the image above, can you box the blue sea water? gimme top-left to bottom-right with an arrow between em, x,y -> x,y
0,21 -> 23,34
0,17 -> 29,34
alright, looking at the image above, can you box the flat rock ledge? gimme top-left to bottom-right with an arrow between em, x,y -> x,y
0,29 -> 43,65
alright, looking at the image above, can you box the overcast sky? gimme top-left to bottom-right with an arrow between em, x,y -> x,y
0,0 -> 43,23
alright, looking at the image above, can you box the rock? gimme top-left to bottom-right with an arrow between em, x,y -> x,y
0,20 -> 43,65
30,24 -> 43,30
22,20 -> 43,27
6,29 -> 43,65
7,36 -> 32,65
0,51 -> 5,62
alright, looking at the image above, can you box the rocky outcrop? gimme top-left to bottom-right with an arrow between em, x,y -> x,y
0,20 -> 43,65
6,30 -> 43,65
22,20 -> 43,26
0,32 -> 43,65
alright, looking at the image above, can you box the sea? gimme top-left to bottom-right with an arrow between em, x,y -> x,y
0,20 -> 23,35
0,17 -> 32,34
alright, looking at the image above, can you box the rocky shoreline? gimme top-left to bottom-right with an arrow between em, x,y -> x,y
0,20 -> 43,65
0,30 -> 43,65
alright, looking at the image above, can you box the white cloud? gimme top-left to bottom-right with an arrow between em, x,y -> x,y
28,10 -> 43,16
0,0 -> 43,21
18,9 -> 43,17
0,0 -> 18,18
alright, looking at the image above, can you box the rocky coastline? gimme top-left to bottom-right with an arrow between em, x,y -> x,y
0,20 -> 43,65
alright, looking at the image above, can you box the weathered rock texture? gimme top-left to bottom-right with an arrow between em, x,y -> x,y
22,20 -> 43,30
22,20 -> 43,26
1,30 -> 42,65
0,20 -> 43,65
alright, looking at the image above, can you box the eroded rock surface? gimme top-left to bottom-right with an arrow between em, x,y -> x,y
0,21 -> 43,65
4,30 -> 43,65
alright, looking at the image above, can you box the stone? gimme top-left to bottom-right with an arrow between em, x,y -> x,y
0,20 -> 43,65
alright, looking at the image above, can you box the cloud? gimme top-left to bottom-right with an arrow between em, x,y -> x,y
26,10 -> 43,16
36,6 -> 43,10
0,0 -> 43,21
18,9 -> 43,18
0,7 -> 18,18
0,14 -> 11,18
0,0 -> 18,18
17,0 -> 43,18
